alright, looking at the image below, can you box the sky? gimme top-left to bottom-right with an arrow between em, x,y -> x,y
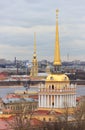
0,0 -> 85,62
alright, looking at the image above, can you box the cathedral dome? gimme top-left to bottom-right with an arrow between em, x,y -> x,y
46,73 -> 69,82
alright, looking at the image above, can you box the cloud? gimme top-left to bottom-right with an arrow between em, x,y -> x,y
0,44 -> 33,60
0,25 -> 55,34
0,0 -> 84,61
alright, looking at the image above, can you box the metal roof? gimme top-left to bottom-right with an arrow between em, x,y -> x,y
3,97 -> 37,104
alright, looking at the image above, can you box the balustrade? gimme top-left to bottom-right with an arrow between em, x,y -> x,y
39,87 -> 76,93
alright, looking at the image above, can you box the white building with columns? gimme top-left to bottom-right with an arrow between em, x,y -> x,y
38,74 -> 76,109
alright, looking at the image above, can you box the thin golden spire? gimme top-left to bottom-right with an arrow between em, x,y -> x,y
30,32 -> 38,77
53,9 -> 61,66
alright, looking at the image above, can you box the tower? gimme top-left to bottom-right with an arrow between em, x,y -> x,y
54,10 -> 61,72
30,33 -> 38,77
38,10 -> 76,110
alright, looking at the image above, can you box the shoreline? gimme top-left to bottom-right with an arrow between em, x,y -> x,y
0,85 -> 23,89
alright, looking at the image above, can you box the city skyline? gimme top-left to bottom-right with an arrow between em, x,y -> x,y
0,0 -> 85,61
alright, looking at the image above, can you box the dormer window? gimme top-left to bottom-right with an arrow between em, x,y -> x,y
64,77 -> 67,80
50,76 -> 54,80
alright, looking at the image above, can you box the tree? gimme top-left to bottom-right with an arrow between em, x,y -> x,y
5,103 -> 40,130
5,105 -> 31,130
73,97 -> 85,130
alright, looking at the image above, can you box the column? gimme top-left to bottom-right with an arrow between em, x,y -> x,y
40,95 -> 41,107
43,95 -> 45,107
48,95 -> 49,108
71,94 -> 73,107
64,94 -> 67,108
59,95 -> 61,108
61,95 -> 62,108
62,95 -> 63,108
66,94 -> 69,107
60,95 -> 62,108
44,95 -> 45,107
55,95 -> 57,108
41,95 -> 43,107
46,95 -> 47,107
68,95 -> 69,107
45,95 -> 47,107
71,95 -> 72,107
69,95 -> 71,107
51,95 -> 52,108
72,95 -> 74,106
70,95 -> 71,107
57,95 -> 58,108
74,94 -> 76,107
39,95 -> 40,107
68,94 -> 71,107
54,95 -> 55,108
71,94 -> 72,107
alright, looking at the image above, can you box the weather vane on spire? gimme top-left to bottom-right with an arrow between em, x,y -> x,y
56,9 -> 59,18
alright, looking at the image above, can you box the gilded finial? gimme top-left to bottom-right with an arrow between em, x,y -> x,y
56,9 -> 59,20
56,9 -> 59,16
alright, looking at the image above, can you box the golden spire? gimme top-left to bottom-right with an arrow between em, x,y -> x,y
30,32 -> 38,77
54,9 -> 61,66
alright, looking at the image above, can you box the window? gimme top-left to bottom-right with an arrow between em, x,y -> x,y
43,118 -> 46,121
64,77 -> 67,80
49,118 -> 51,121
50,76 -> 54,80
52,102 -> 54,106
52,85 -> 54,90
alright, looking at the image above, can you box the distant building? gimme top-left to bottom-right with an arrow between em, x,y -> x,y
1,96 -> 38,114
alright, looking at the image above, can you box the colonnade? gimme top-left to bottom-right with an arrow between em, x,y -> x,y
39,94 -> 76,108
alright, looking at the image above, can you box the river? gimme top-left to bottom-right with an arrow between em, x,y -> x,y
0,85 -> 85,98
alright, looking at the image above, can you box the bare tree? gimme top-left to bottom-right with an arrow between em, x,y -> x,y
73,98 -> 85,130
5,103 -> 37,130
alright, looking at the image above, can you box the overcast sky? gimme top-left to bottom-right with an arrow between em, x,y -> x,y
0,0 -> 85,62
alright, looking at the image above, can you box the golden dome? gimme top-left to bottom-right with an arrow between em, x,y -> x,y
46,74 -> 69,82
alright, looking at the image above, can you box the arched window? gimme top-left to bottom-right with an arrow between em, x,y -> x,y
52,85 -> 54,90
49,118 -> 51,121
64,77 -> 67,80
43,118 -> 46,121
52,102 -> 54,106
50,76 -> 54,80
